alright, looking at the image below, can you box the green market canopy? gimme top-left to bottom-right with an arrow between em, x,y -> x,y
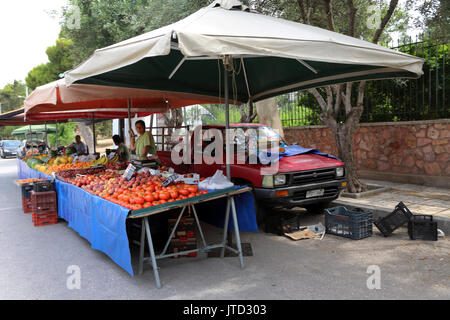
11,124 -> 57,135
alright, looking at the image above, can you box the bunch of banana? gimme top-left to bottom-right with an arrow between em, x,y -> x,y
93,155 -> 109,166
109,155 -> 119,163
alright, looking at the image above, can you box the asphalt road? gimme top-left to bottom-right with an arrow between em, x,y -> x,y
1,158 -> 449,300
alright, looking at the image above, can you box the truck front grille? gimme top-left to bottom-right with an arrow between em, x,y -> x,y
293,187 -> 339,201
290,168 -> 336,185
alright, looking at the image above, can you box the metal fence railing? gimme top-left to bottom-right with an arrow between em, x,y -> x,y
277,38 -> 449,126
179,38 -> 448,128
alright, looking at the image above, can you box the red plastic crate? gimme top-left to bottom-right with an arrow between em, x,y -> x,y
31,191 -> 57,213
22,197 -> 33,214
32,211 -> 58,227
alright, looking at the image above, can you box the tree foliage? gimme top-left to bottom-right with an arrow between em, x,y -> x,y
25,38 -> 74,91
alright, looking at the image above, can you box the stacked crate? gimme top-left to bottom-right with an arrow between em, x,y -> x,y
30,181 -> 58,227
168,212 -> 197,258
21,183 -> 34,214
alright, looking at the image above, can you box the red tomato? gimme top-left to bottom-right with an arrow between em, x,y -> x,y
169,190 -> 179,199
159,199 -> 167,204
159,192 -> 170,201
152,192 -> 160,201
143,202 -> 152,208
134,204 -> 143,210
187,185 -> 199,193
188,193 -> 196,198
179,189 -> 189,196
134,197 -> 144,205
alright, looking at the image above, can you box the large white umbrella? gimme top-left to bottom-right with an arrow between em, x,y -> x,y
64,0 -> 424,177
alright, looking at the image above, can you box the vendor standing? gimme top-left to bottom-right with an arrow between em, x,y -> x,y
112,135 -> 130,162
129,120 -> 157,160
68,135 -> 88,156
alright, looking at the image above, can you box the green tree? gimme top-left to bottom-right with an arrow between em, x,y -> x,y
25,38 -> 74,90
407,0 -> 450,42
0,80 -> 27,139
61,0 -> 211,65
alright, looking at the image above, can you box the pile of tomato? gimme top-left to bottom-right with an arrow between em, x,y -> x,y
103,180 -> 208,211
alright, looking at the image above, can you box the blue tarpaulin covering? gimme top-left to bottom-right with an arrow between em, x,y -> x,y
259,144 -> 340,163
16,158 -> 257,276
17,159 -> 134,276
196,187 -> 258,232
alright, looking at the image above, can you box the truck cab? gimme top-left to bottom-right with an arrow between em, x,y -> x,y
157,123 -> 346,224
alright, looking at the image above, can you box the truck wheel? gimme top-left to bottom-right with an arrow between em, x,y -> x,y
304,202 -> 330,214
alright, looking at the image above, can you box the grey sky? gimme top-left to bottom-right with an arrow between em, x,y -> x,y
0,0 -> 66,88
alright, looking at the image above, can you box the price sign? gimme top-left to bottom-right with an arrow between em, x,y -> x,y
162,174 -> 180,187
122,164 -> 136,181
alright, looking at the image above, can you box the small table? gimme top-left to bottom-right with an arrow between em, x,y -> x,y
128,186 -> 251,288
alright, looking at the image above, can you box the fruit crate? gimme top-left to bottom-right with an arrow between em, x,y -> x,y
32,211 -> 58,227
408,215 -> 438,241
325,206 -> 373,240
32,180 -> 55,193
264,211 -> 300,235
21,183 -> 34,199
31,191 -> 57,214
169,238 -> 197,258
169,217 -> 196,239
374,202 -> 413,237
22,196 -> 33,214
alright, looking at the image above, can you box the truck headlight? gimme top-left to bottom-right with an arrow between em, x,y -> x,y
274,174 -> 286,186
262,175 -> 274,188
336,167 -> 344,177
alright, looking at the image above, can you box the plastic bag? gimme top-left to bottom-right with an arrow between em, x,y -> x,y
198,170 -> 234,191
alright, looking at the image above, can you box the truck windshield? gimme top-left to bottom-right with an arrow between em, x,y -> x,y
232,126 -> 287,151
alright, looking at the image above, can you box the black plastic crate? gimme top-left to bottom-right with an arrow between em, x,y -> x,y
21,183 -> 34,199
264,211 -> 300,235
325,206 -> 372,240
374,202 -> 413,237
408,215 -> 438,241
32,180 -> 55,193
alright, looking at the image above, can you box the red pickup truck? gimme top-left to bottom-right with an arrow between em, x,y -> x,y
157,123 -> 347,224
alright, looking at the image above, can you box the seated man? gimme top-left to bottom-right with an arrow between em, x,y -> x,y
112,135 -> 130,162
68,135 -> 88,156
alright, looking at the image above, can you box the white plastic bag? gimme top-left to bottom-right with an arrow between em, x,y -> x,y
198,170 -> 234,191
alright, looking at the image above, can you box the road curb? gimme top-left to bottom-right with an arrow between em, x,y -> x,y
331,200 -> 450,236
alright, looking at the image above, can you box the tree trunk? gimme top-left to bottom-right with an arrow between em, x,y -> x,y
255,97 -> 284,138
76,121 -> 94,154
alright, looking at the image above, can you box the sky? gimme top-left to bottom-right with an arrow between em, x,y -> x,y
0,0 -> 67,88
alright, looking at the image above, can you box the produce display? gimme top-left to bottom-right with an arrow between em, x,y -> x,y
22,153 -> 209,212
56,167 -> 107,182
16,178 -> 47,184
22,154 -> 120,175
69,171 -> 208,210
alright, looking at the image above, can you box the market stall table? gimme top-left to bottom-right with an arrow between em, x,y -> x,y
129,186 -> 251,288
16,158 -> 256,280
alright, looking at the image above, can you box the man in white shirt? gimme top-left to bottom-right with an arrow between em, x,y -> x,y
69,135 -> 88,155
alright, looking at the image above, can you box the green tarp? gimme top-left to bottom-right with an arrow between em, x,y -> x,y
11,124 -> 57,135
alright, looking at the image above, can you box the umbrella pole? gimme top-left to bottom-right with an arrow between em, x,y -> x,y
223,59 -> 234,248
55,121 -> 58,149
45,123 -> 47,154
127,99 -> 132,145
224,62 -> 231,180
92,112 -> 96,154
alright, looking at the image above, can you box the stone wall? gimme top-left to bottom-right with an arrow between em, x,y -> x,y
283,119 -> 450,187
